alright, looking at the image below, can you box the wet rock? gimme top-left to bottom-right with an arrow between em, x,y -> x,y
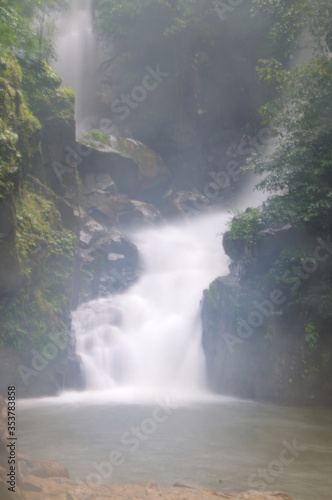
117,199 -> 163,226
78,224 -> 140,302
163,190 -> 210,219
83,180 -> 162,227
83,172 -> 117,196
79,133 -> 171,199
56,198 -> 80,230
80,230 -> 93,247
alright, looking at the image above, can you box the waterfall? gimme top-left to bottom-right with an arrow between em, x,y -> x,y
53,2 -> 268,402
53,0 -> 98,127
71,212 -> 230,400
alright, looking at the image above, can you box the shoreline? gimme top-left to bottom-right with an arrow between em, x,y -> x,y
20,475 -> 300,500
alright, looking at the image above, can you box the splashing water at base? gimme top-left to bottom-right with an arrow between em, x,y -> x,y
71,212 -> 230,401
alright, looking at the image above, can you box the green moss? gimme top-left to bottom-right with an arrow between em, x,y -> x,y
16,189 -> 74,264
305,317 -> 319,352
0,52 -> 41,200
0,188 -> 76,349
0,50 -> 23,88
20,61 -> 74,121
207,282 -> 221,310
0,257 -> 73,349
87,130 -> 111,146
0,49 -> 77,351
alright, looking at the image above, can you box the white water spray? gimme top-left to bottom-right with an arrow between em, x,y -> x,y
71,212 -> 230,399
53,0 -> 98,125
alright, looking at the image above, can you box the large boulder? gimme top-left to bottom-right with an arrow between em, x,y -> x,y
79,133 -> 171,200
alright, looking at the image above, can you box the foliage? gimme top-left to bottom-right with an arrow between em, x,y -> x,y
21,60 -> 75,121
251,0 -> 332,56
16,190 -> 73,263
305,317 -> 319,351
226,208 -> 262,245
95,0 -> 215,44
0,50 -> 41,200
0,1 -> 36,60
0,2 -> 76,352
0,0 -> 68,64
247,56 -> 332,231
267,247 -> 304,285
87,130 -> 111,146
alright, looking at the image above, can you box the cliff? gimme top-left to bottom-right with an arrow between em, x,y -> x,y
201,215 -> 332,406
0,53 -> 81,397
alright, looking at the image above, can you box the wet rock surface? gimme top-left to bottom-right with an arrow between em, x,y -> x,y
78,211 -> 140,302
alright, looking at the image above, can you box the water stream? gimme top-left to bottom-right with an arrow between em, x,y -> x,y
72,211 -> 229,399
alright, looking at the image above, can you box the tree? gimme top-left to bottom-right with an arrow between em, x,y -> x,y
248,56 -> 332,230
251,0 -> 332,56
0,1 -> 35,59
244,1 -> 332,231
95,0 -> 215,45
0,0 -> 68,64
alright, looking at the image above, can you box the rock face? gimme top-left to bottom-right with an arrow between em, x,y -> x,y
78,211 -> 140,302
75,135 -> 166,303
201,221 -> 332,406
0,54 -> 167,398
0,196 -> 22,296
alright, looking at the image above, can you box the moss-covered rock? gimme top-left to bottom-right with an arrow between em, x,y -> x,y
0,49 -> 80,397
0,51 -> 41,200
0,188 -> 76,348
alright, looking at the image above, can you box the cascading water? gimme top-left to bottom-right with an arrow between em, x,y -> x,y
71,212 -> 230,399
53,0 -> 98,127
